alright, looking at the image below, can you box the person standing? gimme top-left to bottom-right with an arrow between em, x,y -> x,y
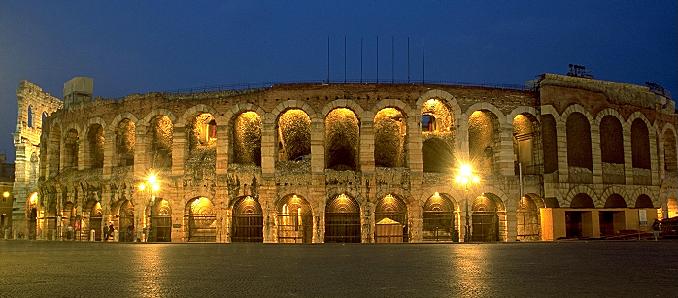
652,218 -> 661,241
108,222 -> 115,241
103,224 -> 109,242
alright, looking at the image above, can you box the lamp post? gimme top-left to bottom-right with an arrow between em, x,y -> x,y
456,163 -> 480,242
138,173 -> 160,242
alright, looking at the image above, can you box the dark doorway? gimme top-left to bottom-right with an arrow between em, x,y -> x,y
423,194 -> 456,242
565,211 -> 583,238
118,200 -> 135,242
324,194 -> 361,243
232,196 -> 263,242
374,195 -> 408,243
151,199 -> 172,242
277,195 -> 313,243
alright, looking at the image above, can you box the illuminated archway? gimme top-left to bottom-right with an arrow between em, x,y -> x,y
185,197 -> 216,242
118,200 -> 135,242
471,193 -> 502,242
150,199 -> 172,242
374,108 -> 407,168
374,194 -> 408,243
276,194 -> 312,243
423,193 -> 456,242
232,196 -> 263,242
231,112 -> 262,166
324,194 -> 360,243
325,108 -> 359,170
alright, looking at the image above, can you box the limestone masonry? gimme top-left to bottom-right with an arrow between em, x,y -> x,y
10,74 -> 678,242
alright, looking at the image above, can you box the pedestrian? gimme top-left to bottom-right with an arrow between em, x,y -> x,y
108,222 -> 115,241
127,224 -> 134,242
103,224 -> 109,242
652,218 -> 661,241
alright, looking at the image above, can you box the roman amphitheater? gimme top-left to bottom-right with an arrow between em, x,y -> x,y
10,73 -> 678,243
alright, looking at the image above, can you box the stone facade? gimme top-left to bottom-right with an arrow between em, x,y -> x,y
13,74 -> 678,242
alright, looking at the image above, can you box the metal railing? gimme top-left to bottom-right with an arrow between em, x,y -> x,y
107,79 -> 532,101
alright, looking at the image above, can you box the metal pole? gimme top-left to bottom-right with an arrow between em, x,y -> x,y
464,185 -> 470,242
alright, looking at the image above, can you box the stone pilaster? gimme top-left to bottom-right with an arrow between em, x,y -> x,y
102,130 -> 114,179
216,124 -> 229,175
261,121 -> 275,178
407,115 -> 423,173
623,130 -> 633,185
310,119 -> 325,174
498,126 -> 515,177
591,124 -> 602,184
556,120 -> 569,184
133,127 -> 148,177
171,128 -> 186,177
360,120 -> 375,173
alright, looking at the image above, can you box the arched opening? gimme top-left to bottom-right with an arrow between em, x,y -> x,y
232,196 -> 263,242
324,194 -> 360,243
469,110 -> 500,175
600,116 -> 625,184
570,193 -> 594,208
63,129 -> 79,169
185,197 -> 216,242
115,118 -> 136,167
631,119 -> 651,185
600,194 -> 627,236
27,105 -> 34,128
374,108 -> 407,168
631,119 -> 651,169
118,200 -> 135,242
277,109 -> 311,163
513,114 -> 539,175
86,124 -> 104,169
277,194 -> 312,243
421,98 -> 455,173
422,138 -> 453,173
635,194 -> 654,209
231,112 -> 261,166
48,125 -> 61,175
421,98 -> 453,134
517,194 -> 542,241
149,116 -> 173,169
604,194 -> 627,208
187,113 -> 216,172
41,112 -> 47,128
84,200 -> 102,241
374,194 -> 408,243
423,193 -> 456,242
325,108 -> 359,170
663,130 -> 677,173
62,202 -> 76,240
566,193 -> 594,238
27,192 -> 38,240
541,115 -> 558,174
46,199 -> 57,241
471,193 -> 501,242
566,113 -> 593,182
150,198 -> 172,242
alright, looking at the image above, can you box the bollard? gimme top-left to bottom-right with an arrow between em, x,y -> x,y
90,229 -> 96,241
114,230 -> 119,242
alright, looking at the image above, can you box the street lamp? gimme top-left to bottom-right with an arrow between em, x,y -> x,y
138,172 -> 160,242
455,163 -> 480,242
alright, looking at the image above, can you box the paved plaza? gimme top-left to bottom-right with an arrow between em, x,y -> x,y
0,241 -> 677,297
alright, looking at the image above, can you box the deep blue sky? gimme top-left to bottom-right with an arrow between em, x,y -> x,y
1,0 -> 676,161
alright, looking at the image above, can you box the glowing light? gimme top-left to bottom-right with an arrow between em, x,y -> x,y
138,183 -> 146,191
147,174 -> 157,185
28,192 -> 38,205
455,162 -> 480,187
2,191 -> 9,198
459,164 -> 473,177
151,183 -> 160,192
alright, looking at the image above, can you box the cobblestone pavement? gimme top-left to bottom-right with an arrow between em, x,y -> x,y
0,241 -> 677,297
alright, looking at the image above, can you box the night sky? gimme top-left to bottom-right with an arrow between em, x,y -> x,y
0,0 -> 676,162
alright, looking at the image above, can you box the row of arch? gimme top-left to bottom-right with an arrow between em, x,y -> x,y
43,91 -> 678,181
28,191 -> 542,243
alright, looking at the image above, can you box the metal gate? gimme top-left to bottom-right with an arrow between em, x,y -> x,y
277,195 -> 312,243
90,216 -> 102,241
186,214 -> 216,242
151,199 -> 172,242
119,201 -> 135,242
325,194 -> 361,243
471,212 -> 498,242
151,215 -> 172,242
565,212 -> 583,238
423,212 -> 455,241
232,197 -> 263,242
374,195 -> 408,243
